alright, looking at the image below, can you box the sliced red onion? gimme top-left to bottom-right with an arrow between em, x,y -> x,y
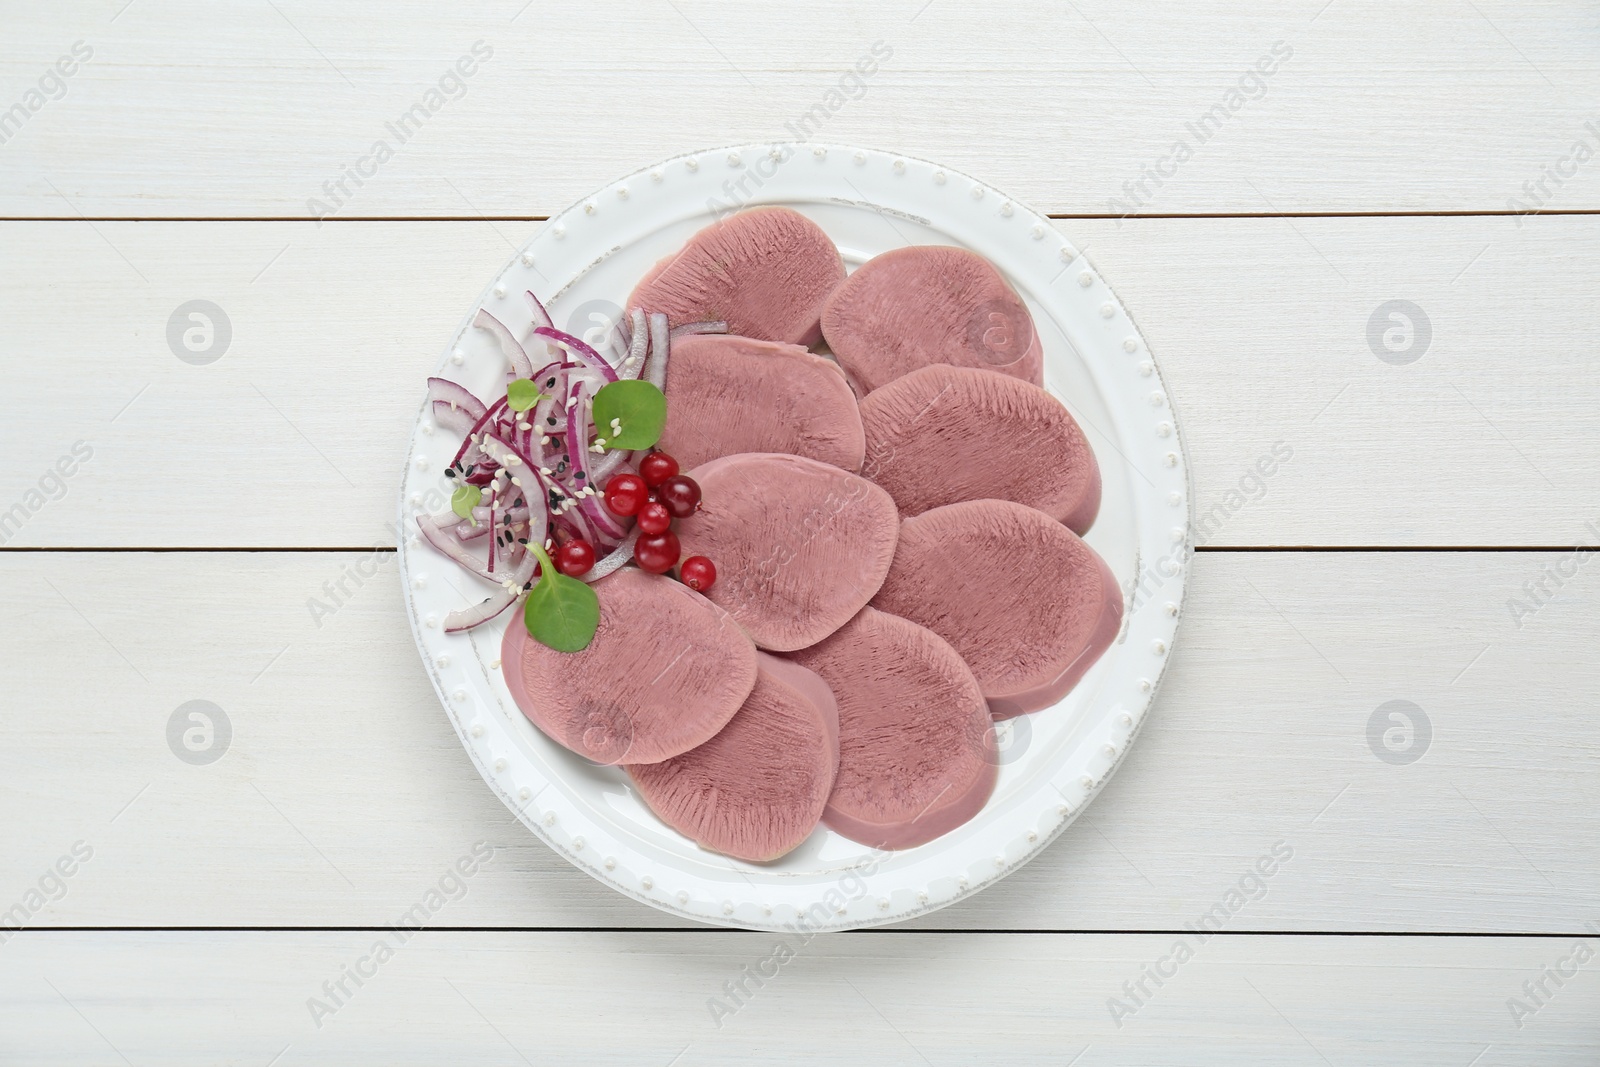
669,320 -> 727,341
473,505 -> 529,523
554,501 -> 595,545
448,395 -> 509,472
589,447 -> 631,485
532,389 -> 564,441
417,512 -> 494,582
432,400 -> 478,435
523,289 -> 554,331
564,377 -> 628,541
585,528 -> 639,583
522,290 -> 558,362
566,377 -> 627,543
427,377 -> 489,420
533,326 -> 619,383
486,502 -> 497,573
470,500 -> 546,554
607,317 -> 631,368
512,357 -> 570,443
647,312 -> 670,392
443,592 -> 513,633
620,308 -> 648,380
480,432 -> 565,527
473,308 -> 534,379
443,550 -> 537,633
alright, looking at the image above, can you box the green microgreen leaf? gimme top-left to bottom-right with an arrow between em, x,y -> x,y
590,379 -> 668,451
450,484 -> 482,521
523,543 -> 599,653
507,378 -> 552,413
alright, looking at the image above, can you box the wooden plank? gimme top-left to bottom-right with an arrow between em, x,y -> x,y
2,216 -> 1597,547
3,550 -> 1595,932
2,3 -> 1598,217
1,931 -> 1595,1064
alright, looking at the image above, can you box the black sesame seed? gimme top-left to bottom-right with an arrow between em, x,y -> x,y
546,417 -> 557,426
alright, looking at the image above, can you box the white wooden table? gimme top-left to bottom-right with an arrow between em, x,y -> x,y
4,3 -> 1598,1063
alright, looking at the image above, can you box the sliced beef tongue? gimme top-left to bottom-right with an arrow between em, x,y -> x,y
628,207 -> 846,347
659,334 -> 865,472
676,452 -> 900,652
627,652 -> 840,863
788,608 -> 997,850
501,568 -> 757,765
860,364 -> 1101,534
820,245 -> 1044,393
870,500 -> 1122,718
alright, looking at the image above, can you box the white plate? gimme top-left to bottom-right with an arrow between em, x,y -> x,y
397,143 -> 1191,932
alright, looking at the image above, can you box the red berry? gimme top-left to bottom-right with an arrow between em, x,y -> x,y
602,473 -> 648,517
634,530 -> 681,574
636,500 -> 673,535
679,555 -> 716,592
657,475 -> 702,518
639,451 -> 679,487
554,538 -> 595,577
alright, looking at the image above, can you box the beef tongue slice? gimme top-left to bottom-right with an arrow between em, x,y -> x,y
820,245 -> 1043,393
628,207 -> 845,347
501,568 -> 758,765
627,652 -> 839,862
677,452 -> 900,652
788,608 -> 997,850
870,499 -> 1122,718
861,364 -> 1101,533
660,333 -> 865,472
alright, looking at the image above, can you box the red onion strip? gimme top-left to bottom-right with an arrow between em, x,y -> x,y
443,550 -> 537,633
585,527 -> 639,583
448,395 -> 509,473
523,290 -> 554,331
417,512 -> 496,582
564,376 -> 628,541
473,309 -> 534,379
588,447 -> 631,485
432,400 -> 477,435
647,312 -> 670,392
427,377 -> 489,420
532,326 -> 619,383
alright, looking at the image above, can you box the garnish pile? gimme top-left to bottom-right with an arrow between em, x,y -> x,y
418,291 -> 723,649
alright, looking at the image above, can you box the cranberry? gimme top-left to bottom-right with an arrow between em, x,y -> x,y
657,475 -> 702,518
602,472 -> 648,517
633,530 -> 681,574
679,555 -> 716,592
636,500 -> 673,535
554,538 -> 595,577
639,450 -> 680,487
